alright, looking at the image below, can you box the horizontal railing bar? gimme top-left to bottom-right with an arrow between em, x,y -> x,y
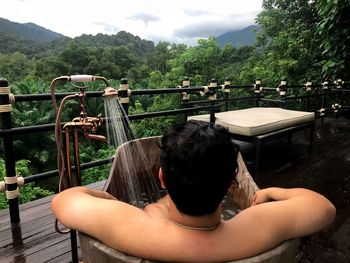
0,106 -> 218,136
184,96 -> 256,106
259,98 -> 286,104
131,87 -> 204,95
0,123 -> 62,135
128,105 -> 219,120
14,91 -> 103,102
24,157 -> 114,183
282,92 -> 339,101
13,86 -> 347,103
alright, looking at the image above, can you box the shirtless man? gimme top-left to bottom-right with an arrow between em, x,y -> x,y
52,120 -> 336,262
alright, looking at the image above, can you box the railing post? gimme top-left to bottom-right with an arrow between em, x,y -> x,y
332,79 -> 343,118
278,79 -> 287,108
181,77 -> 190,121
208,79 -> 217,124
319,79 -> 329,125
305,81 -> 312,112
0,78 -> 20,223
222,78 -> 230,111
254,78 -> 262,107
118,78 -> 130,114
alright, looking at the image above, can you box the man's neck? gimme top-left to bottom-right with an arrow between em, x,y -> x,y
167,198 -> 222,230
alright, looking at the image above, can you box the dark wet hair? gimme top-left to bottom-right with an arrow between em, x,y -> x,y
160,120 -> 239,216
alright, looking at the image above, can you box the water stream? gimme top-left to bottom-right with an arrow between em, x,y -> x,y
103,96 -> 161,207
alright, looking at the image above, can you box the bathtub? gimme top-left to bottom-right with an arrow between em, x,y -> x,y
79,136 -> 299,263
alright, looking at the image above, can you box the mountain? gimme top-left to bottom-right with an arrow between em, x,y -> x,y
216,25 -> 261,48
0,17 -> 65,43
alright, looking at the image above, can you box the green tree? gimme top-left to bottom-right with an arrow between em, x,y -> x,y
316,0 -> 350,79
59,43 -> 90,74
240,0 -> 322,84
167,38 -> 221,85
10,80 -> 57,172
0,52 -> 33,82
146,42 -> 172,73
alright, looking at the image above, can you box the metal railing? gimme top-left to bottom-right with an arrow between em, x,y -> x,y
0,76 -> 349,224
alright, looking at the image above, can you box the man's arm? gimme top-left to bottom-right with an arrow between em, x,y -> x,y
51,187 -> 154,245
229,187 -> 336,257
245,187 -> 336,239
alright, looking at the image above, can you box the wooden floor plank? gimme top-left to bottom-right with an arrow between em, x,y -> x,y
0,181 -> 104,263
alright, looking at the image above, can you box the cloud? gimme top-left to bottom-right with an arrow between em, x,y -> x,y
127,12 -> 161,27
183,9 -> 212,17
92,22 -> 119,34
173,12 -> 258,38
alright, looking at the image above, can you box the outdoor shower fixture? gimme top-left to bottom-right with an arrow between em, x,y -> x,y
51,74 -> 119,263
51,75 -> 111,189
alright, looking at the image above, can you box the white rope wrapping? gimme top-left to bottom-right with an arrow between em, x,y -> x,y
332,104 -> 341,113
182,93 -> 190,100
334,79 -> 343,89
120,83 -> 128,90
182,80 -> 190,87
222,81 -> 231,93
319,108 -> 326,116
0,87 -> 11,94
5,176 -> 17,184
254,86 -> 263,94
0,104 -> 13,112
17,177 -> 25,186
6,188 -> 19,199
200,86 -> 208,96
0,181 -> 5,192
222,86 -> 230,93
9,93 -> 15,104
305,82 -> 312,92
322,82 -> 329,90
4,176 -> 25,186
209,82 -> 217,88
119,97 -> 129,103
208,94 -> 217,100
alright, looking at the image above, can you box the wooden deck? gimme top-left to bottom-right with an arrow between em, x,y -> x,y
0,117 -> 349,263
0,181 -> 105,263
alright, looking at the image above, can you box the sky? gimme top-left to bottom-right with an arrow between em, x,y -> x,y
2,0 -> 263,45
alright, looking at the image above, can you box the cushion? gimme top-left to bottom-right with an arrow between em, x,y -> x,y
189,108 -> 315,136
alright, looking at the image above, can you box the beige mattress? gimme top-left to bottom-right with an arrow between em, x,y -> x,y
189,108 -> 315,136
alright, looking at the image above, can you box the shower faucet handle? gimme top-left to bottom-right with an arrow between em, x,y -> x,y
69,75 -> 94,83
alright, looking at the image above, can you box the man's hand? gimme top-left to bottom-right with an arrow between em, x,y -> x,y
252,189 -> 273,206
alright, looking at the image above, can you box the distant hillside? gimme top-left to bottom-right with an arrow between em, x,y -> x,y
216,25 -> 261,47
0,17 -> 64,43
0,18 -> 154,58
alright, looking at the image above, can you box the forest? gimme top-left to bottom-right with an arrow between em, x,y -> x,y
0,0 -> 349,208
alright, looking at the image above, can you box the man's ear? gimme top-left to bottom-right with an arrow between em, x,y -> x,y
159,168 -> 166,189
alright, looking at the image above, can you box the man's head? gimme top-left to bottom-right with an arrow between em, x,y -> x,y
160,120 -> 239,216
